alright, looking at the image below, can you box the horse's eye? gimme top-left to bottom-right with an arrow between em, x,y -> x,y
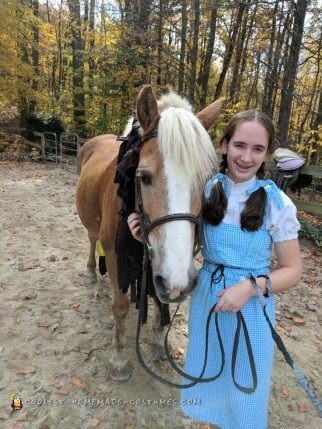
141,173 -> 152,185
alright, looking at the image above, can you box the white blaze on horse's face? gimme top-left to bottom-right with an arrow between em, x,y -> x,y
161,159 -> 197,301
138,145 -> 199,304
136,86 -> 224,304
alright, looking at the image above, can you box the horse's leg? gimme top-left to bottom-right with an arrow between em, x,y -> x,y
151,298 -> 170,360
106,251 -> 131,380
84,233 -> 97,286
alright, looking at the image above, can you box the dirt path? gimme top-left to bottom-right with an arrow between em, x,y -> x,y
0,161 -> 321,429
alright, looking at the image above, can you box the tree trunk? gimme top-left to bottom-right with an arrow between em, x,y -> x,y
236,1 -> 257,98
178,0 -> 187,95
262,0 -> 279,115
310,80 -> 322,165
200,4 -> 217,106
189,0 -> 200,104
156,0 -> 164,86
30,0 -> 39,114
214,1 -> 247,100
88,0 -> 95,93
229,0 -> 250,103
67,0 -> 86,133
277,0 -> 308,147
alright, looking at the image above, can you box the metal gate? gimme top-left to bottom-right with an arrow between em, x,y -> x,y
41,132 -> 85,173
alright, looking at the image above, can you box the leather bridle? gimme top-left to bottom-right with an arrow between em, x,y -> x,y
135,131 -> 202,259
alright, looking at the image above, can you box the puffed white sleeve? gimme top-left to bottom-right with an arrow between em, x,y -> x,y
267,191 -> 301,242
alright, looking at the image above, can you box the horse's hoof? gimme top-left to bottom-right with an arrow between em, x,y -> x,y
84,272 -> 97,286
108,360 -> 132,381
151,342 -> 170,360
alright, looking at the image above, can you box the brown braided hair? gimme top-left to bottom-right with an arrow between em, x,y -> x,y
202,111 -> 275,231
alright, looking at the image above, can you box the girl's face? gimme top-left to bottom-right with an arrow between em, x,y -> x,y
221,121 -> 269,183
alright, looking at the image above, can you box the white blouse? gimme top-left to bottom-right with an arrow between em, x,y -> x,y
222,176 -> 301,243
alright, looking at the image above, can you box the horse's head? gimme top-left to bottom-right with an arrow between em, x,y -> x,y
136,85 -> 224,304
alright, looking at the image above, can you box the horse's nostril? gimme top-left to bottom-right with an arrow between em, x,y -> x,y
154,274 -> 167,293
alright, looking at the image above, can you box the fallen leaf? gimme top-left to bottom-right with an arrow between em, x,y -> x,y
16,368 -> 36,376
37,323 -> 49,329
298,402 -> 308,413
51,322 -> 60,333
71,303 -> 80,310
57,388 -> 69,395
172,347 -> 184,359
293,317 -> 306,325
89,418 -> 100,428
71,376 -> 86,389
284,325 -> 292,332
279,388 -> 289,399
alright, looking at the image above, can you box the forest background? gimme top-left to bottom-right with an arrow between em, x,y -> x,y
0,0 -> 321,163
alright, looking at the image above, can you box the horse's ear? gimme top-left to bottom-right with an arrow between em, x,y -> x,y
137,85 -> 160,132
197,98 -> 225,131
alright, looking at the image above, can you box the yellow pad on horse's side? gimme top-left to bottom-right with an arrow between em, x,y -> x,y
96,241 -> 105,257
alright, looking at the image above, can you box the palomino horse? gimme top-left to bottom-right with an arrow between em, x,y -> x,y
76,85 -> 224,380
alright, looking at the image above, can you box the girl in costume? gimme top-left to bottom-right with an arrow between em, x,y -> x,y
128,110 -> 302,429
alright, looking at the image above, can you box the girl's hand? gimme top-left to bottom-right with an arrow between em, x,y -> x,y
213,280 -> 254,313
127,212 -> 143,242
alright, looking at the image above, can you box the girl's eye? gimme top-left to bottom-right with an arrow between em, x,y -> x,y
141,174 -> 152,185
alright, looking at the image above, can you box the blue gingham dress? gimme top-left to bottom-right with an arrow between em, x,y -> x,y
180,173 -> 289,429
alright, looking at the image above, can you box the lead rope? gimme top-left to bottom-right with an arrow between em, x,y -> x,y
136,261 -> 257,392
258,296 -> 322,417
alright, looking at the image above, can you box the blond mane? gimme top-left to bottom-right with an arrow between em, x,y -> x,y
158,91 -> 217,192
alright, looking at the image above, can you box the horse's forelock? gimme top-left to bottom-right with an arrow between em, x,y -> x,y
157,91 -> 192,112
158,107 -> 218,192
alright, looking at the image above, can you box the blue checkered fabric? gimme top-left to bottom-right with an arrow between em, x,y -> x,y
180,174 -> 286,429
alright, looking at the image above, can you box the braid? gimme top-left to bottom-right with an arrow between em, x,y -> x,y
241,187 -> 267,231
202,180 -> 227,225
219,154 -> 227,174
256,162 -> 265,180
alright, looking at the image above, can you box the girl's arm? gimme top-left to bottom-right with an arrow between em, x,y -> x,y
214,239 -> 302,313
259,238 -> 302,294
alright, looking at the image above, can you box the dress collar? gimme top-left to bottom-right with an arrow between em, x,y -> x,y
226,175 -> 257,190
214,173 -> 257,198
